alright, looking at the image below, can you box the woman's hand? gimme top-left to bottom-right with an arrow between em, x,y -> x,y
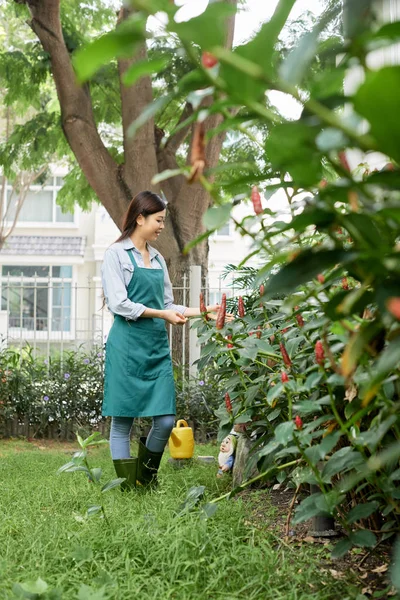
163,309 -> 187,326
207,304 -> 234,322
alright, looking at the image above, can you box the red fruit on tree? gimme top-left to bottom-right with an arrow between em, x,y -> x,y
251,185 -> 263,215
201,51 -> 218,69
294,415 -> 303,429
294,307 -> 304,327
315,340 -> 325,366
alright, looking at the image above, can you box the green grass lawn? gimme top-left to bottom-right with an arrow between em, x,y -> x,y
0,438 -> 362,600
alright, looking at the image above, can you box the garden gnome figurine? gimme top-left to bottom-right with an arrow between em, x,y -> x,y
217,433 -> 237,477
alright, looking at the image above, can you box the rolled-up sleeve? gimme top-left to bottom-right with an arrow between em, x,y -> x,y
101,248 -> 147,321
160,257 -> 187,315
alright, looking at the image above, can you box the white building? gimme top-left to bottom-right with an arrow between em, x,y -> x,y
0,176 -> 261,351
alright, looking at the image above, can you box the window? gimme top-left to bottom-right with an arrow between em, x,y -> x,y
5,177 -> 74,224
214,221 -> 232,237
1,265 -> 73,333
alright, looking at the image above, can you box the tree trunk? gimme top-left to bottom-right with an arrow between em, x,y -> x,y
15,0 -> 237,310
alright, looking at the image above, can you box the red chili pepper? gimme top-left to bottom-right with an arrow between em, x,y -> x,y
294,415 -> 303,430
315,340 -> 325,366
342,277 -> 349,290
216,293 -> 226,330
201,51 -> 218,69
281,371 -> 289,383
225,392 -> 232,413
294,306 -> 304,328
251,185 -> 263,215
238,296 -> 245,318
317,274 -> 325,284
199,292 -> 209,321
279,342 -> 292,368
226,335 -> 234,349
387,297 -> 400,320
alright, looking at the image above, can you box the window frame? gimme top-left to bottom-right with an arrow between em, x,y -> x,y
3,176 -> 77,228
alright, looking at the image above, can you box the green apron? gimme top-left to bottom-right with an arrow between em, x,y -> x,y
102,249 -> 176,417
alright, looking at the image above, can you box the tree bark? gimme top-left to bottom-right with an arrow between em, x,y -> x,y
15,0 -> 237,287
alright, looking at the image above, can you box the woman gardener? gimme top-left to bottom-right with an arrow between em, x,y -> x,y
102,190 -> 227,490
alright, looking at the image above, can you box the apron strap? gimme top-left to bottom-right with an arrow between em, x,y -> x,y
127,248 -> 164,270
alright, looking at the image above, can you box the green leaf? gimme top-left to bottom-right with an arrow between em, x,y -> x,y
203,203 -> 232,231
316,128 -> 348,152
71,546 -> 94,562
279,30 -> 319,85
347,501 -> 379,524
183,229 -> 215,255
293,492 -> 330,524
322,447 -> 365,479
19,578 -> 48,596
122,56 -> 169,86
91,467 -> 102,482
318,431 -> 341,459
331,538 -> 352,559
201,503 -> 218,519
350,529 -> 377,548
391,536 -> 400,592
354,66 -> 400,163
87,505 -> 102,517
128,92 -> 174,139
341,321 -> 385,377
152,169 -> 185,185
73,14 -> 146,82
363,336 -> 400,403
170,2 -> 237,48
101,478 -> 126,493
77,584 -> 106,600
274,421 -> 295,445
266,249 -> 358,296
354,415 -> 398,452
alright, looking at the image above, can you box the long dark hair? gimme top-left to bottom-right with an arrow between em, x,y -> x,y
116,190 -> 166,242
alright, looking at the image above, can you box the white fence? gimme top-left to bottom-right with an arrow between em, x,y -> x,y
0,266 -> 243,372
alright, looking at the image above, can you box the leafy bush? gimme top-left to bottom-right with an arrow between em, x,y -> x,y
0,345 -> 104,438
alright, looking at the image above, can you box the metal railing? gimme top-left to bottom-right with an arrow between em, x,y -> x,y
0,268 -> 242,367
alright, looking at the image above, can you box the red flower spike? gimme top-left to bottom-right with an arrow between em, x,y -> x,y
387,297 -> 400,320
279,342 -> 292,368
256,326 -> 262,339
259,284 -> 265,297
238,296 -> 245,318
199,292 -> 209,321
294,307 -> 304,328
317,274 -> 325,284
342,277 -> 349,290
315,340 -> 325,366
281,371 -> 289,383
215,294 -> 226,330
201,52 -> 218,69
251,185 -> 263,215
282,327 -> 289,334
294,415 -> 303,430
227,335 -> 234,349
225,392 -> 232,413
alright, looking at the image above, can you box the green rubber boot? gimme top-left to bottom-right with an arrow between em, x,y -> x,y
113,457 -> 138,491
136,437 -> 163,488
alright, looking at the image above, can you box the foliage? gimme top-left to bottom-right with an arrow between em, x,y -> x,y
0,440 -> 365,599
97,0 -> 400,569
0,345 -> 105,437
57,431 -> 125,524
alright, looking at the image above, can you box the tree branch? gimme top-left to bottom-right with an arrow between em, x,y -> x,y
117,6 -> 158,194
16,0 -> 131,228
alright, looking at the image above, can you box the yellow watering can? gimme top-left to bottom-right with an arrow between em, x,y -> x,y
169,419 -> 195,459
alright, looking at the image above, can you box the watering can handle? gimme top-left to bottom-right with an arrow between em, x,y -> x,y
176,419 -> 189,428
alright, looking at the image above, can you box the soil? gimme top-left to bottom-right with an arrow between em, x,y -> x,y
242,486 -> 397,599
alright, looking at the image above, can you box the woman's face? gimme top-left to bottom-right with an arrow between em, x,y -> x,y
138,210 -> 166,242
